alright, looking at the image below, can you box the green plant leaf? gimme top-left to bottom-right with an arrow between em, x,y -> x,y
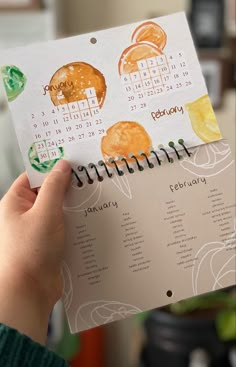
170,292 -> 236,315
216,310 -> 236,341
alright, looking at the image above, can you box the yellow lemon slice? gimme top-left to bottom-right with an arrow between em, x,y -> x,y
185,95 -> 222,143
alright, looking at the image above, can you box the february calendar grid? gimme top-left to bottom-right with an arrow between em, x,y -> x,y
121,51 -> 193,113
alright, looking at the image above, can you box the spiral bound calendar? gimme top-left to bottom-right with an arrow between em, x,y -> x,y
1,12 -> 235,333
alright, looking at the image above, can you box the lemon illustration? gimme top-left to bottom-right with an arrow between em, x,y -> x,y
185,95 -> 222,143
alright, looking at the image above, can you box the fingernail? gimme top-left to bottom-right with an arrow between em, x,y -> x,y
53,159 -> 71,173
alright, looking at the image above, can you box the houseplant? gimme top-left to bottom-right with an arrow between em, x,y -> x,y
141,288 -> 236,367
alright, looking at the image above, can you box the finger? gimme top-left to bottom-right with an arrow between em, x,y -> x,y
9,172 -> 30,192
34,160 -> 71,215
6,172 -> 37,202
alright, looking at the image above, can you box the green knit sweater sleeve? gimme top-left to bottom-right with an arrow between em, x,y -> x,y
0,324 -> 69,367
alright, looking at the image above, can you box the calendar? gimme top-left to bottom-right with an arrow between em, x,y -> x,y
1,12 -> 222,188
121,51 -> 192,113
1,12 -> 235,334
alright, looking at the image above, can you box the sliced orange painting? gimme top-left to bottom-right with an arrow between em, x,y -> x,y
49,62 -> 107,107
131,21 -> 167,50
101,121 -> 152,163
118,20 -> 167,75
118,42 -> 163,75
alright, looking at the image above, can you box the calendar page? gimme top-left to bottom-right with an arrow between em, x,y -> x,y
1,12 -> 222,187
63,140 -> 235,333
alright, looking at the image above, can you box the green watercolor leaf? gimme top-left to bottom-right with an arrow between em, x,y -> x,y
28,143 -> 65,173
1,65 -> 27,102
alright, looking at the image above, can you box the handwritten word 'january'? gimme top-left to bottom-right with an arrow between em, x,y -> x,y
84,201 -> 118,217
42,81 -> 74,96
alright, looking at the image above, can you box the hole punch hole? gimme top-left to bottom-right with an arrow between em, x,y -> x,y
90,37 -> 97,44
140,151 -> 154,169
77,181 -> 83,188
89,163 -> 104,182
166,290 -> 173,298
72,169 -> 83,187
110,158 -> 124,176
129,153 -> 144,171
78,165 -> 94,185
178,139 -> 192,157
120,156 -> 134,174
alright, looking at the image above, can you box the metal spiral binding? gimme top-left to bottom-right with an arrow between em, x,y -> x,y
130,154 -> 144,171
150,149 -> 162,166
98,160 -> 113,178
73,140 -> 191,187
159,146 -> 174,163
141,152 -> 154,169
72,169 -> 83,187
110,159 -> 124,176
121,157 -> 134,173
168,141 -> 182,160
78,166 -> 94,184
89,163 -> 104,182
178,139 -> 192,157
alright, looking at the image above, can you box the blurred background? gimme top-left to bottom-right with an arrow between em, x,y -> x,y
0,1 -> 235,366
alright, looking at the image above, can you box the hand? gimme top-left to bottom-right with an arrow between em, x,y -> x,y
0,160 -> 71,344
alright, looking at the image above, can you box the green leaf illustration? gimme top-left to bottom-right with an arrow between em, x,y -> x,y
1,65 -> 27,102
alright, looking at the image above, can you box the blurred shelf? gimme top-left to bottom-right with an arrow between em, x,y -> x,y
0,0 -> 41,11
198,47 -> 231,58
0,10 -> 56,49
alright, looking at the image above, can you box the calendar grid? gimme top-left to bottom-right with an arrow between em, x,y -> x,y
35,139 -> 62,163
29,52 -> 193,164
121,51 -> 193,112
30,87 -> 105,163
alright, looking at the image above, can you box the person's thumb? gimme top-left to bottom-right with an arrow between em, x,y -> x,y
34,160 -> 71,215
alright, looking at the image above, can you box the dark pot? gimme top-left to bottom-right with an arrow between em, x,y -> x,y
141,308 -> 232,367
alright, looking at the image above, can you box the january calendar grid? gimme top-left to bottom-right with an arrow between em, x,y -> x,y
31,87 -> 106,163
1,12 -> 222,187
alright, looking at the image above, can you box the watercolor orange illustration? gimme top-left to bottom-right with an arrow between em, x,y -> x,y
118,42 -> 162,75
185,95 -> 222,143
118,21 -> 167,75
131,21 -> 167,50
101,121 -> 152,164
48,62 -> 107,107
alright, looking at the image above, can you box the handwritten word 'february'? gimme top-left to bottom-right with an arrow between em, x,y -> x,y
151,105 -> 184,121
